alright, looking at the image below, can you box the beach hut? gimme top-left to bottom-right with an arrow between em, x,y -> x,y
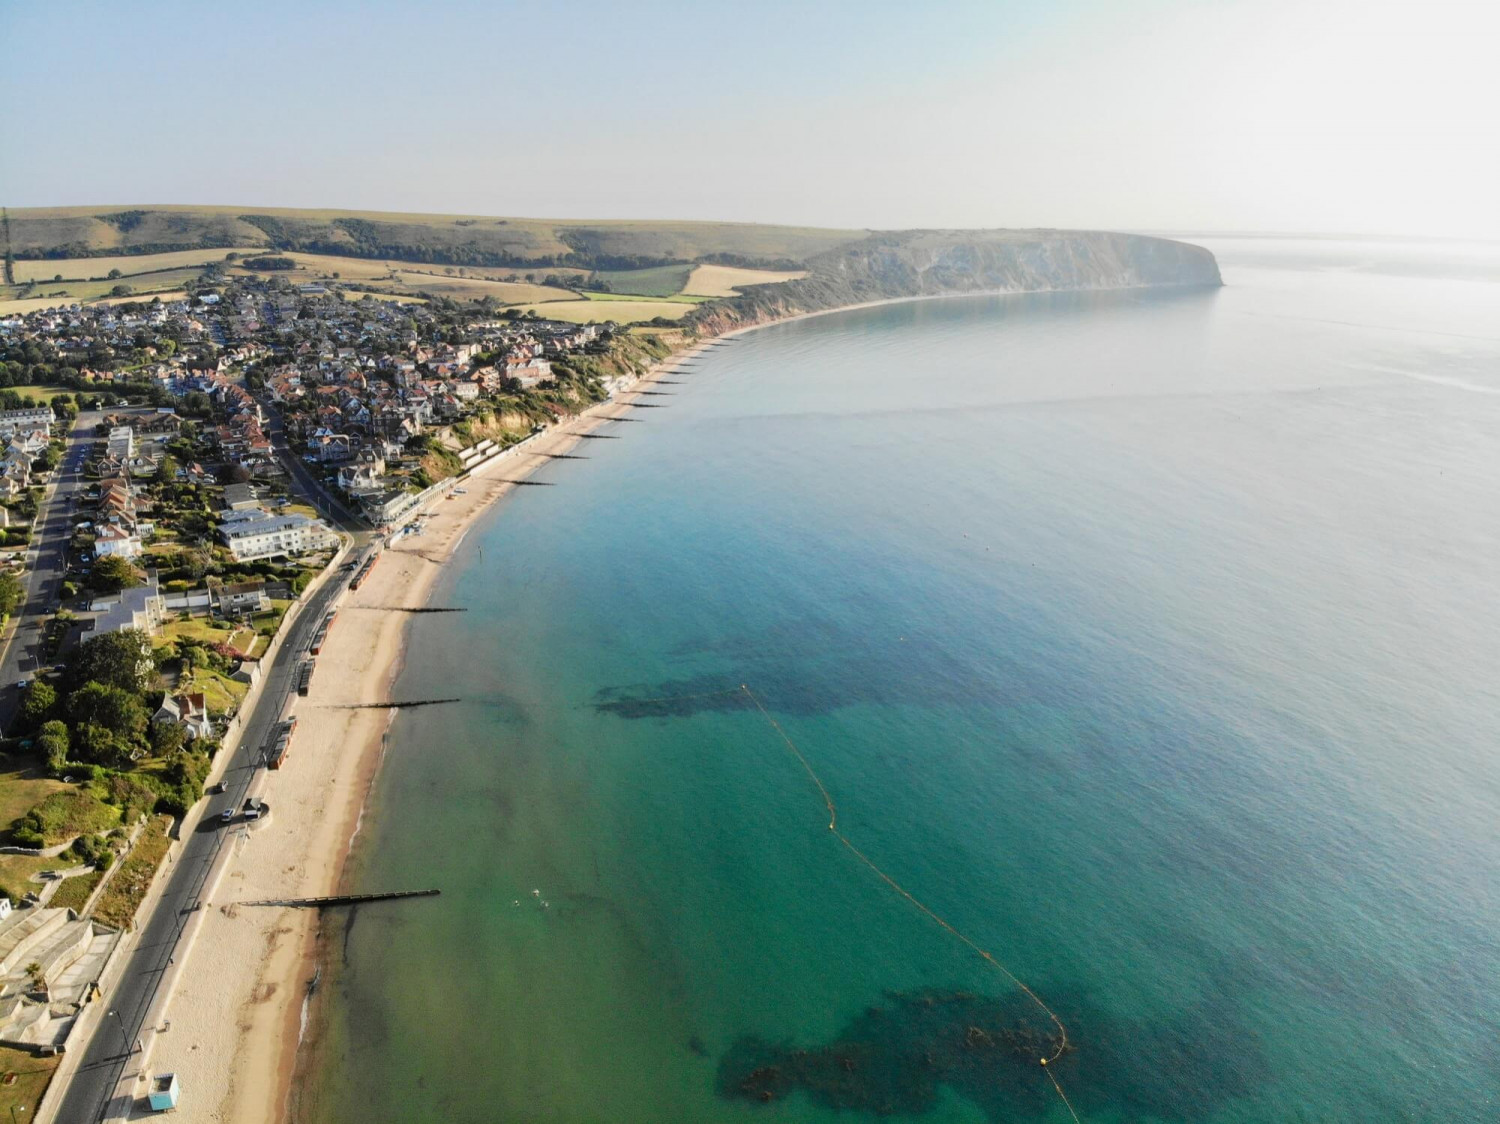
148,1072 -> 180,1112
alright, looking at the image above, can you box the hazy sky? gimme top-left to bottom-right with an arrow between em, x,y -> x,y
3,0 -> 1496,238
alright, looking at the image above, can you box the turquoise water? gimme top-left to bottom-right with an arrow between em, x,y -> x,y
297,239 -> 1500,1123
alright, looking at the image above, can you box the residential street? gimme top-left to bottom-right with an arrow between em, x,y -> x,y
0,409 -> 102,733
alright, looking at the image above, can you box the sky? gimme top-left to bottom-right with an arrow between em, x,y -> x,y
2,0 -> 1497,238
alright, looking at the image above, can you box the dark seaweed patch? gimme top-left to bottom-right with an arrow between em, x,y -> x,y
716,987 -> 1267,1122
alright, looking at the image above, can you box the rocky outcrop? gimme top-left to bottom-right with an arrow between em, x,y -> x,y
686,230 -> 1220,336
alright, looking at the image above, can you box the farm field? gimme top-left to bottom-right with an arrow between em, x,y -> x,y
520,299 -> 687,324
683,262 -> 806,295
346,290 -> 427,305
582,290 -> 708,304
3,266 -> 205,306
278,253 -> 589,284
594,264 -> 693,297
12,247 -> 259,283
385,272 -> 577,303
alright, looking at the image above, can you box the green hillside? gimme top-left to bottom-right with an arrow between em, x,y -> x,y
5,205 -> 861,270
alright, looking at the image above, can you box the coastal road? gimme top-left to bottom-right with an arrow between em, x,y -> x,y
50,543 -> 368,1123
256,396 -> 367,535
54,397 -> 377,1121
0,409 -> 102,733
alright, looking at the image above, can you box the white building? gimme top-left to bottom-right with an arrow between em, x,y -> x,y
106,426 -> 135,461
219,509 -> 339,562
0,406 -> 54,436
93,523 -> 143,559
90,572 -> 165,637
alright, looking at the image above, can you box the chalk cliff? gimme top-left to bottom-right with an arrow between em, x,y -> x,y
687,230 -> 1220,335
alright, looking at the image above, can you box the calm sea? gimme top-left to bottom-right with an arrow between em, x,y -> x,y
295,238 -> 1500,1124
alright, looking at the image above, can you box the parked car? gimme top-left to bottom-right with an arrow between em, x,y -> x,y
220,807 -> 235,824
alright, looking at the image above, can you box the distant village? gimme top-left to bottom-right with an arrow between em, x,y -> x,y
2,277 -> 630,536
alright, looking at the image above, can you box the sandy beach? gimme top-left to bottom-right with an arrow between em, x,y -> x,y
91,290 -> 1094,1123
119,337 -> 721,1123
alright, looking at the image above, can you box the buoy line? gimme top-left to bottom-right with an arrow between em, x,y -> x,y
604,681 -> 1081,1123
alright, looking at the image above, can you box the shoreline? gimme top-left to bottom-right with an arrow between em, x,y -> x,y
136,282 -> 1209,1123
138,330 -> 722,1124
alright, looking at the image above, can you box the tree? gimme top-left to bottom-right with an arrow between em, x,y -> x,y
69,628 -> 156,693
87,555 -> 143,594
72,722 -> 132,768
17,679 -> 56,731
0,570 -> 22,618
66,681 -> 149,745
106,268 -> 123,280
108,284 -> 131,298
50,393 -> 78,419
37,720 -> 69,774
149,719 -> 187,757
181,390 -> 212,418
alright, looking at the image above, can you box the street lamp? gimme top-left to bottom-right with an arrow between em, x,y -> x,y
107,1008 -> 130,1054
10,1103 -> 26,1124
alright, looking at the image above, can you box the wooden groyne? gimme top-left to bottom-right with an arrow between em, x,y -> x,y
354,606 -> 467,613
328,698 -> 461,710
241,888 -> 441,908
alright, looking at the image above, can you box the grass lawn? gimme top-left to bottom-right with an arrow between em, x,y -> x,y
0,1043 -> 60,1124
0,853 -> 80,901
46,868 -> 103,913
160,614 -> 238,648
0,761 -> 71,833
6,385 -> 76,404
226,627 -> 258,653
255,599 -> 291,637
520,300 -> 687,324
92,815 -> 172,931
179,667 -> 248,717
11,790 -> 121,847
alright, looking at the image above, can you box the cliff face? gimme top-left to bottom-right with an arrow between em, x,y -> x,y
686,230 -> 1220,335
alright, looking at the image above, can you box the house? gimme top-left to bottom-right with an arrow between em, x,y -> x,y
306,430 -> 352,463
152,692 -> 213,740
219,509 -> 339,562
106,426 -> 134,461
90,572 -> 165,637
211,579 -> 270,616
361,488 -> 422,527
221,482 -> 261,511
93,523 -> 143,559
0,406 -> 54,435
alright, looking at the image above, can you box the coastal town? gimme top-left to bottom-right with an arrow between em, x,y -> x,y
0,276 -> 682,1119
